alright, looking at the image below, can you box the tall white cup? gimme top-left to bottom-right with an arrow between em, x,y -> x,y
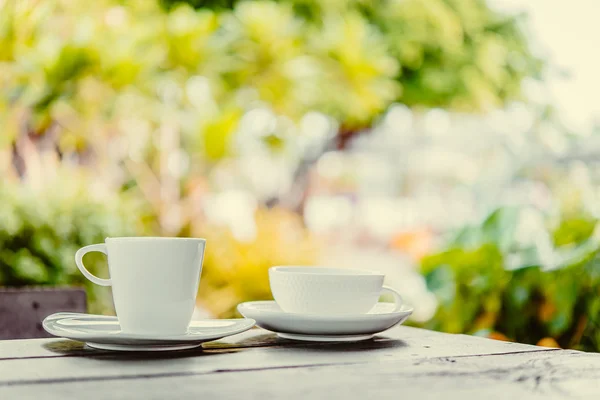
75,237 -> 206,335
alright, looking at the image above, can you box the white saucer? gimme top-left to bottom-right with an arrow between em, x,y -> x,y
237,301 -> 413,342
42,312 -> 256,351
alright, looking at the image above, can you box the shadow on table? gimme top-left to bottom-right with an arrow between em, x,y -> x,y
42,333 -> 406,360
275,336 -> 408,353
42,340 -> 241,361
205,332 -> 407,352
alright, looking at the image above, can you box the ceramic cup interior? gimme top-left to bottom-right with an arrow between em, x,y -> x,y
75,237 -> 206,335
269,266 -> 401,315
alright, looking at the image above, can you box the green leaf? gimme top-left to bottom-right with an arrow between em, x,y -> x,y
481,207 -> 519,251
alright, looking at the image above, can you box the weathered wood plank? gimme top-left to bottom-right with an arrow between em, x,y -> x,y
0,288 -> 87,340
0,325 -> 542,360
1,350 -> 599,399
0,326 -> 556,386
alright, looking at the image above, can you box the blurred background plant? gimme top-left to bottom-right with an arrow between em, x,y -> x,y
0,165 -> 147,313
421,206 -> 600,351
2,0 -> 600,350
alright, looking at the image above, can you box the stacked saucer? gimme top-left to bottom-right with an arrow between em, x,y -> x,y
43,312 -> 255,352
238,266 -> 413,342
238,301 -> 412,342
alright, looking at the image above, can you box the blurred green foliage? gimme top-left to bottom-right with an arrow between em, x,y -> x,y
0,176 -> 146,313
421,207 -> 600,351
0,0 -> 546,324
0,0 -> 540,162
162,0 -> 542,112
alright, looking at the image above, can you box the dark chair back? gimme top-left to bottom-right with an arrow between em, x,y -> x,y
0,288 -> 87,339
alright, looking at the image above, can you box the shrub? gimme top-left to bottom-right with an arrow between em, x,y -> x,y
0,174 -> 146,313
421,207 -> 600,351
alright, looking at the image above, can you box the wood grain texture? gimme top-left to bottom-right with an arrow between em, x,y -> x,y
0,326 -> 598,399
1,349 -> 599,399
0,288 -> 87,340
0,327 -> 547,385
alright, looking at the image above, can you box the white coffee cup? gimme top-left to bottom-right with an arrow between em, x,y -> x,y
75,237 -> 206,335
269,266 -> 403,315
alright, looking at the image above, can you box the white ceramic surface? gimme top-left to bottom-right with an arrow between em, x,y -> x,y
277,333 -> 375,342
269,266 -> 403,315
75,237 -> 206,335
87,343 -> 201,352
237,301 -> 413,340
42,312 -> 256,351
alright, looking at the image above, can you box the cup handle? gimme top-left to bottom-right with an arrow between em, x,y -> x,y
381,286 -> 403,312
75,244 -> 111,287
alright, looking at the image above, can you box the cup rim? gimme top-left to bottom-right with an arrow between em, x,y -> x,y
105,237 -> 206,242
270,266 -> 383,277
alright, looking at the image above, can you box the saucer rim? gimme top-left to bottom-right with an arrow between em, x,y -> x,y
237,300 -> 412,336
237,300 -> 414,320
42,313 -> 256,342
85,342 -> 203,352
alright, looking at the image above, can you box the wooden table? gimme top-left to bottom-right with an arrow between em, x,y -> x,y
1,326 -> 599,399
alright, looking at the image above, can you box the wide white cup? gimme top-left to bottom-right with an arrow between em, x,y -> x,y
75,237 -> 206,335
269,266 -> 403,315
